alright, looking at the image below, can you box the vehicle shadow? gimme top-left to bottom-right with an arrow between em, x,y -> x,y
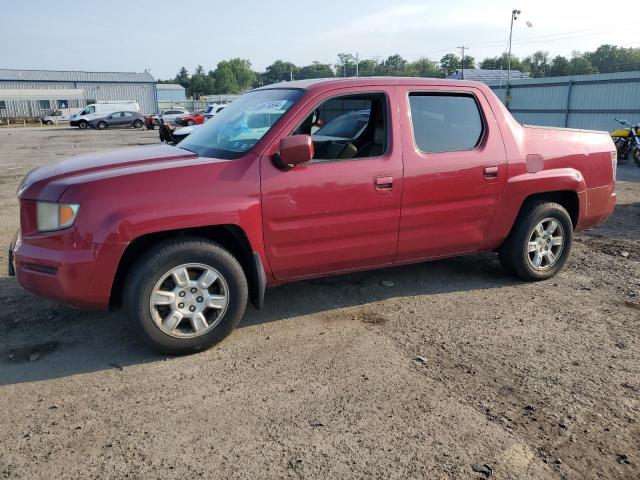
0,253 -> 517,386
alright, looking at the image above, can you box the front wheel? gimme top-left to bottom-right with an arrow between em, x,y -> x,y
123,237 -> 248,354
97,121 -> 107,130
186,120 -> 194,126
499,201 -> 573,281
78,120 -> 88,129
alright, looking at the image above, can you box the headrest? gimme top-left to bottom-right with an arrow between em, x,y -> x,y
374,125 -> 385,144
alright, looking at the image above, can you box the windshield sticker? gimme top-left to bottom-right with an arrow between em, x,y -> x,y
253,100 -> 288,111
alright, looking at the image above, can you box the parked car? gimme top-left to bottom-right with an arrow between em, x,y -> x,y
9,78 -> 617,355
88,111 -> 145,130
203,104 -> 225,121
176,110 -> 205,126
159,107 -> 189,124
70,101 -> 140,129
42,107 -> 82,125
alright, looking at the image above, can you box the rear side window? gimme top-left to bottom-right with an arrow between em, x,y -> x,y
409,93 -> 483,153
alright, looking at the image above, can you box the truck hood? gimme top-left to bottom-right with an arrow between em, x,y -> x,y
19,144 -> 198,201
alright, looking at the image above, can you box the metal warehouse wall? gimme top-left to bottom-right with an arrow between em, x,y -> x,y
0,80 -> 157,115
487,71 -> 640,132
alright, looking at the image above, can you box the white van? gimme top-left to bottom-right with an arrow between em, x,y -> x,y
71,101 -> 140,129
42,107 -> 82,125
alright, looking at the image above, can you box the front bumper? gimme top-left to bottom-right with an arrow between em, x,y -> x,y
69,120 -> 79,127
10,229 -> 120,310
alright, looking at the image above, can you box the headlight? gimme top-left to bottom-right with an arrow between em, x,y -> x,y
36,201 -> 80,232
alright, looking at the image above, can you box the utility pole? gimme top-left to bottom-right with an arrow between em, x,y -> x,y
507,9 -> 521,109
457,46 -> 468,80
290,66 -> 294,82
355,53 -> 359,77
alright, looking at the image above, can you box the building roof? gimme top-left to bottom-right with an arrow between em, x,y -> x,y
0,69 -> 155,83
156,83 -> 186,90
446,68 -> 530,82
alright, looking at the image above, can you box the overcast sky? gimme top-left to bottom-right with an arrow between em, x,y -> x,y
3,0 -> 631,79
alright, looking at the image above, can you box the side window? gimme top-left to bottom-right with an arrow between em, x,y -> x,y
409,93 -> 483,153
38,100 -> 51,110
85,105 -> 96,114
293,93 -> 387,161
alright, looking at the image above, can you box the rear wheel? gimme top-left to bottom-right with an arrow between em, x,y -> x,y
97,121 -> 107,130
133,119 -> 143,128
633,146 -> 640,167
123,237 -> 248,354
499,201 -> 573,281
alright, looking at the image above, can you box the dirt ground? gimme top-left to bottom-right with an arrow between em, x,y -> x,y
0,126 -> 638,480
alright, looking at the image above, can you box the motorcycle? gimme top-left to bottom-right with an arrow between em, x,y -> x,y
611,118 -> 640,167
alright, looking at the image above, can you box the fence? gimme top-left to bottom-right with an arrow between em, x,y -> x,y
487,70 -> 640,132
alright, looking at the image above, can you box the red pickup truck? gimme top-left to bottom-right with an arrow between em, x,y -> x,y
9,78 -> 616,354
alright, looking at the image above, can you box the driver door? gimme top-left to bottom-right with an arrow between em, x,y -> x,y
260,87 -> 403,280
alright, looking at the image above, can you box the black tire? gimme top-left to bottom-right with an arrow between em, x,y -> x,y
97,121 -> 107,130
46,120 -> 53,126
123,237 -> 248,354
133,119 -> 143,128
146,124 -> 155,130
633,147 -> 640,168
499,200 -> 573,281
186,120 -> 194,126
78,120 -> 88,129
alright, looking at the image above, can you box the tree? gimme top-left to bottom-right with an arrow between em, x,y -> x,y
209,58 -> 256,94
479,53 -> 523,73
378,54 -> 408,76
407,57 -> 443,78
336,53 -> 357,77
174,66 -> 190,89
548,55 -> 569,77
264,60 -> 298,84
567,55 -> 597,75
460,55 -> 476,70
587,44 -> 640,73
522,50 -> 550,78
440,54 -> 460,76
357,59 -> 378,77
297,61 -> 334,80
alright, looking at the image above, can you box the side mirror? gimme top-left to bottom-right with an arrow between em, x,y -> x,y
279,135 -> 314,166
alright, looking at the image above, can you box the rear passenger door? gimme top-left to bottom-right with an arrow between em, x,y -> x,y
396,86 -> 507,262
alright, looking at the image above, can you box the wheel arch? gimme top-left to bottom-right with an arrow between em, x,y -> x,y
517,190 -> 580,228
110,224 -> 265,310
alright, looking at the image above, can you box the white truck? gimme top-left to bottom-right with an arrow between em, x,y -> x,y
70,101 -> 140,129
41,107 -> 82,125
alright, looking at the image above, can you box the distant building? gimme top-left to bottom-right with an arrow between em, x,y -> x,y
446,68 -> 530,83
156,83 -> 186,102
0,69 -> 157,118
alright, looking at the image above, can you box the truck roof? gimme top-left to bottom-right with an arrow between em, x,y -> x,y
254,76 -> 488,92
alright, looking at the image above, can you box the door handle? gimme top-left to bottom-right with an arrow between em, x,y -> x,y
374,176 -> 394,191
484,166 -> 498,178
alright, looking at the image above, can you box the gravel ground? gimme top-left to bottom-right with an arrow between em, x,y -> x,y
0,127 -> 638,479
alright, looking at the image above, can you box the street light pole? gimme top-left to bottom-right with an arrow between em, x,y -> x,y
457,46 -> 468,80
506,9 -> 520,109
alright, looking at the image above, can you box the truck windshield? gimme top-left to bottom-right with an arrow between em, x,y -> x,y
179,89 -> 304,159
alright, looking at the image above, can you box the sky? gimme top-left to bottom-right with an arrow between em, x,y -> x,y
2,0 -> 630,79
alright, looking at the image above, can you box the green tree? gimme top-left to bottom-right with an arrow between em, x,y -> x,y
377,54 -> 408,76
213,65 -> 239,94
479,53 -> 523,73
567,55 -> 597,75
264,60 -> 298,83
522,50 -> 550,78
297,61 -> 334,79
336,53 -> 357,77
548,55 -> 569,76
209,58 -> 256,94
460,55 -> 476,70
357,59 -> 378,76
587,44 -> 640,73
407,57 -> 443,78
174,66 -> 190,89
440,54 -> 461,75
